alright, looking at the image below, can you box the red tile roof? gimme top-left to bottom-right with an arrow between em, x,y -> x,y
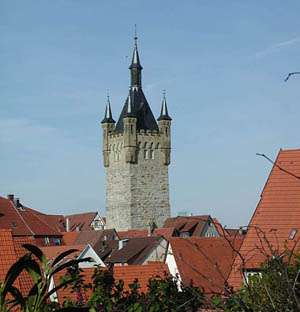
0,196 -> 62,237
53,262 -> 170,303
40,245 -> 85,265
163,216 -> 210,236
228,149 -> 300,289
0,196 -> 32,236
152,227 -> 176,239
27,208 -> 66,232
65,212 -> 97,231
169,237 -> 243,295
212,218 -> 229,236
74,230 -> 117,247
118,229 -> 148,239
0,229 -> 19,283
13,236 -> 36,296
61,231 -> 81,245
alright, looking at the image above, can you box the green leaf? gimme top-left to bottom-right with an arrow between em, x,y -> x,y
7,285 -> 26,309
50,257 -> 93,278
52,249 -> 79,268
22,244 -> 48,271
44,278 -> 78,301
23,258 -> 42,283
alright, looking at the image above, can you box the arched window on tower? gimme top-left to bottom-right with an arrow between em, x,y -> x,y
149,143 -> 154,159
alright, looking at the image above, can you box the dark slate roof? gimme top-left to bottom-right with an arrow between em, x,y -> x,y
115,88 -> 159,132
105,236 -> 163,265
158,94 -> 171,121
101,96 -> 115,124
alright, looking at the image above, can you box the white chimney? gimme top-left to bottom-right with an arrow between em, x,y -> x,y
66,218 -> 70,232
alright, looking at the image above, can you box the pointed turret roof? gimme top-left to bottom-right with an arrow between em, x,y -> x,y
101,96 -> 115,124
158,92 -> 172,121
129,37 -> 143,70
123,89 -> 136,118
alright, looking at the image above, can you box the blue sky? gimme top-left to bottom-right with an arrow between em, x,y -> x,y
1,1 -> 300,228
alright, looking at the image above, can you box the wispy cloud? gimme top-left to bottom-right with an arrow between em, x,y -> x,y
255,36 -> 300,58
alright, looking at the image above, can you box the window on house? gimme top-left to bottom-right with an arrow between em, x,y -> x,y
150,150 -> 154,159
45,237 -> 50,245
76,226 -> 81,232
54,237 -> 61,246
12,222 -> 17,228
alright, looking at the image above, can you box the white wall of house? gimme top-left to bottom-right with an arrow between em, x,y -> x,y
78,244 -> 105,268
139,237 -> 168,265
90,213 -> 106,230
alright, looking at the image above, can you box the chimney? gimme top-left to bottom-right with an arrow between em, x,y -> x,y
66,218 -> 70,232
7,194 -> 14,201
239,227 -> 243,235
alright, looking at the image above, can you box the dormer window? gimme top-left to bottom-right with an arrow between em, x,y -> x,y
12,222 -> 17,228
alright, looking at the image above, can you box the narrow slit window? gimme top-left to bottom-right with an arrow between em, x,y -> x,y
144,150 -> 148,159
150,150 -> 154,159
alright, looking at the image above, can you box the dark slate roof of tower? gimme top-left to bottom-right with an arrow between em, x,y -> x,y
115,88 -> 159,132
101,96 -> 115,124
158,93 -> 172,121
129,37 -> 143,70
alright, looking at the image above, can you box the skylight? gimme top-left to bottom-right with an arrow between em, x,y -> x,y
289,229 -> 297,240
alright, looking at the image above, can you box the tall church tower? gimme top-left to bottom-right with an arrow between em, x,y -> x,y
101,37 -> 171,231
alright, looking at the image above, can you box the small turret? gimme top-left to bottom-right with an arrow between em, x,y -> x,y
158,92 -> 172,165
101,96 -> 115,167
123,90 -> 137,163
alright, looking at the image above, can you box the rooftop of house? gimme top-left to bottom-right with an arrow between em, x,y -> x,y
106,236 -> 164,265
53,262 -> 169,303
61,231 -> 81,245
0,195 -> 62,237
228,149 -> 300,289
117,229 -> 148,239
65,212 -> 98,231
163,215 -> 211,237
152,227 -> 177,239
73,229 -> 117,247
40,244 -> 85,265
169,237 -> 243,295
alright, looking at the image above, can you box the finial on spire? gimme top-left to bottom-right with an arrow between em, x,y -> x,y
134,24 -> 138,43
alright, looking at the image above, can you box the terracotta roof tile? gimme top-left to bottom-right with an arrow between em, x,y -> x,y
152,227 -> 176,239
13,236 -> 36,296
74,230 -> 116,247
163,216 -> 210,237
53,262 -> 169,303
228,149 -> 300,289
65,212 -> 97,231
40,245 -> 85,265
0,196 -> 62,237
61,231 -> 81,245
169,237 -> 243,295
118,229 -> 148,239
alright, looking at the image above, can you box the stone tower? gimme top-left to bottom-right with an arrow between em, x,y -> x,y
101,37 -> 171,231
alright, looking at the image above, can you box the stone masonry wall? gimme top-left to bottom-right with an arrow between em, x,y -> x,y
105,132 -> 170,231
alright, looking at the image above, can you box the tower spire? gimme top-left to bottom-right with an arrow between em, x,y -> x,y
158,90 -> 172,121
124,88 -> 136,118
101,94 -> 115,123
129,29 -> 143,89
